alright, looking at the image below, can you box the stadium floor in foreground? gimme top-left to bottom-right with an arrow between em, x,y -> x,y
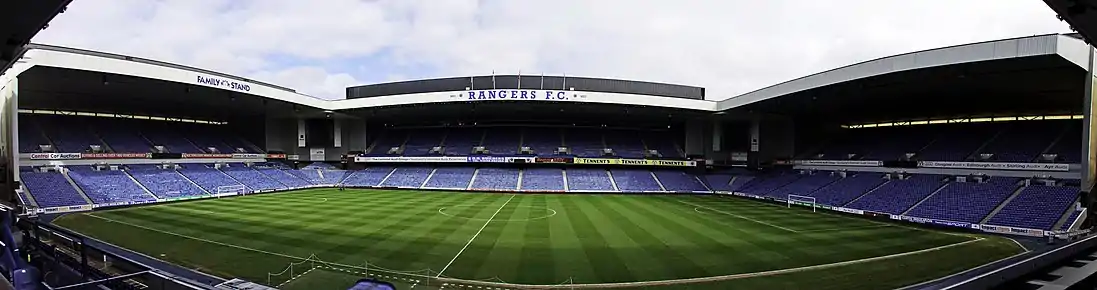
54,189 -> 1024,289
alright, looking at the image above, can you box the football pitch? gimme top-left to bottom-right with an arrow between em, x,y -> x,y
54,189 -> 1024,289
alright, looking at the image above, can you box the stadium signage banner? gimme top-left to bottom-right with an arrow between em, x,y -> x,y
467,156 -> 507,163
918,161 -> 1070,172
354,156 -> 467,163
792,160 -> 882,167
832,207 -> 864,215
898,216 -> 972,229
573,157 -> 697,167
266,154 -> 288,159
460,89 -> 584,102
196,75 -> 251,92
38,205 -> 94,214
81,153 -> 151,159
182,153 -> 233,159
975,224 -> 1046,237
535,157 -> 573,164
231,153 -> 265,159
29,153 -> 82,160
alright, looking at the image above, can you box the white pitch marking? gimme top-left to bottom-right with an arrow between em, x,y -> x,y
436,194 -> 515,277
679,200 -> 799,233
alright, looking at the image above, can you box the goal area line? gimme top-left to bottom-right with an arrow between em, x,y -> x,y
78,208 -> 983,289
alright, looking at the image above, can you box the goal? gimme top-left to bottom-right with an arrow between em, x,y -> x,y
216,185 -> 248,196
787,194 -> 816,212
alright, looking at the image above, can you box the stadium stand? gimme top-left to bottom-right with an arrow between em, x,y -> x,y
987,184 -> 1080,230
422,167 -> 476,189
404,128 -> 446,156
975,122 -> 1062,162
805,173 -> 886,206
481,127 -> 521,155
652,170 -> 707,192
738,172 -> 802,197
610,169 -> 664,192
442,128 -> 482,156
258,167 -> 313,188
343,166 -> 395,187
470,168 -> 520,190
524,128 -> 563,156
845,174 -> 947,214
67,166 -> 156,204
520,168 -> 566,191
905,177 -> 1021,223
20,170 -> 88,208
604,130 -> 646,158
178,165 -> 244,193
641,131 -> 682,158
380,166 -> 433,188
126,165 -> 208,198
566,168 -> 615,191
566,128 -> 605,157
369,130 -> 409,155
220,165 -> 286,191
769,172 -> 839,199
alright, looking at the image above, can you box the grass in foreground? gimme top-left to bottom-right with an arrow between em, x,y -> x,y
54,189 -> 1023,289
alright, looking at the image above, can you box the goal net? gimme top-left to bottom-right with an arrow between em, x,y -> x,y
216,185 -> 248,196
787,194 -> 816,212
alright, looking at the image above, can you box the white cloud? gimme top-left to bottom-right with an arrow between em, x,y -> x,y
32,0 -> 1070,100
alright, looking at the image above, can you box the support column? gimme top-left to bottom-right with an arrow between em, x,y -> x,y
1081,45 -> 1096,216
2,77 -> 17,191
684,119 -> 706,157
712,120 -> 723,152
297,119 -> 307,148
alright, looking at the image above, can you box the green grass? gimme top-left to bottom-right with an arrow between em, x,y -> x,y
53,189 -> 1023,289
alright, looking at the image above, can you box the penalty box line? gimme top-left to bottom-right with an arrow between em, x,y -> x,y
80,214 -> 437,280
677,200 -> 800,233
435,194 -> 515,278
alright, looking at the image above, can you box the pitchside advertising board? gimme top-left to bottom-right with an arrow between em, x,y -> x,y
789,159 -> 1071,172
354,156 -> 698,166
27,153 -> 289,160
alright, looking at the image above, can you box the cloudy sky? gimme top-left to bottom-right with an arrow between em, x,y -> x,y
32,0 -> 1070,101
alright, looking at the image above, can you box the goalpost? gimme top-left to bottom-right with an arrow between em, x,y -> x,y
787,194 -> 817,212
216,185 -> 248,196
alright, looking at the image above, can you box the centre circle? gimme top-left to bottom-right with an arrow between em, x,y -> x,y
438,205 -> 557,222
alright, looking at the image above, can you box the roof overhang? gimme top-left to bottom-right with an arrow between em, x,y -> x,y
716,34 -> 1091,112
0,0 -> 71,74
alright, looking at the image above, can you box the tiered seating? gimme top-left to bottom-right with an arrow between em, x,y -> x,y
566,168 -> 614,191
769,173 -> 839,199
806,173 -> 886,206
917,123 -> 998,161
906,177 -> 1020,223
422,167 -> 475,189
524,128 -> 562,156
611,169 -> 663,192
404,129 -> 446,155
988,185 -> 1079,230
221,166 -> 286,191
442,128 -> 482,156
319,170 -> 349,185
977,122 -> 1060,162
38,116 -> 103,153
18,120 -> 50,152
68,167 -> 155,204
178,165 -> 244,193
1048,125 -> 1081,163
738,172 -> 801,197
642,132 -> 681,158
258,168 -> 312,188
184,129 -> 235,153
127,165 -> 207,198
369,131 -> 408,155
653,170 -> 707,192
857,127 -> 935,160
289,169 -> 323,184
603,130 -> 645,158
704,174 -> 735,191
481,127 -> 521,155
520,168 -> 565,191
1060,210 -> 1083,231
566,128 -> 605,157
470,168 -> 520,190
380,167 -> 432,188
846,175 -> 946,214
20,171 -> 87,208
342,166 -> 394,187
92,120 -> 151,153
141,123 -> 201,153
